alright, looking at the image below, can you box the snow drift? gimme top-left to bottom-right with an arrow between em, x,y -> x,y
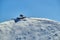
0,18 -> 60,40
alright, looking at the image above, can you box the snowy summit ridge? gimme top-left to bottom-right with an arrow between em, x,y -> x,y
0,17 -> 60,40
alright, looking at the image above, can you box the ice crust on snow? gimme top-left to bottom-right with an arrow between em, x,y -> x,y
0,18 -> 60,40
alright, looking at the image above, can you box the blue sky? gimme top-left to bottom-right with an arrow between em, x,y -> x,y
0,0 -> 60,22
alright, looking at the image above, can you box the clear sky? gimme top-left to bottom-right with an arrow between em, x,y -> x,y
0,0 -> 60,22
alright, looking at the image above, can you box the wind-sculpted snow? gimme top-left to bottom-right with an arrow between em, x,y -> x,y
0,18 -> 60,40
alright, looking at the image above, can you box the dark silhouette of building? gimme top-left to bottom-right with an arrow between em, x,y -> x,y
14,14 -> 26,23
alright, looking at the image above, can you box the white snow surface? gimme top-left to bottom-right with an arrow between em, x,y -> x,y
0,18 -> 60,40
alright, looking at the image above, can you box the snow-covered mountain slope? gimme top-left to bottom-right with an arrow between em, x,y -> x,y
0,18 -> 60,40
